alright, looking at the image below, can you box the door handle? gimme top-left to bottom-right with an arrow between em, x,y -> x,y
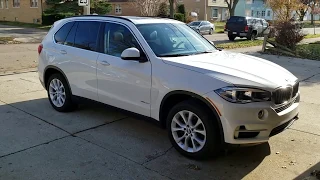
99,60 -> 110,66
60,50 -> 67,55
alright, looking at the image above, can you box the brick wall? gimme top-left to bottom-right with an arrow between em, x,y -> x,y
0,0 -> 45,23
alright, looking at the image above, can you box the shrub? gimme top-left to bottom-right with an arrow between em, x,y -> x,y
157,2 -> 168,17
176,4 -> 186,15
185,15 -> 194,23
174,13 -> 185,22
42,13 -> 74,25
274,21 -> 304,50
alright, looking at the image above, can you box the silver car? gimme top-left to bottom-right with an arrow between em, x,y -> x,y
188,21 -> 215,35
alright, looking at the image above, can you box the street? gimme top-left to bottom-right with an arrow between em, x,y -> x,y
0,42 -> 319,179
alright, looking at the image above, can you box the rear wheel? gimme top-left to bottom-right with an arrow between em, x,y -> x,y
166,99 -> 221,159
248,32 -> 257,41
47,73 -> 76,112
228,35 -> 236,41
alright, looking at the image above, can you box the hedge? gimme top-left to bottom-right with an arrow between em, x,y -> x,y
174,13 -> 185,22
42,13 -> 74,25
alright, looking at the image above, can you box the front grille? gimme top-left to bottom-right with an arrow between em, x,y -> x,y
273,87 -> 292,104
292,82 -> 299,98
272,82 -> 299,105
274,97 -> 298,113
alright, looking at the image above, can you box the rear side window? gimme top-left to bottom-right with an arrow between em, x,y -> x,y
74,21 -> 101,51
64,22 -> 78,46
54,22 -> 75,44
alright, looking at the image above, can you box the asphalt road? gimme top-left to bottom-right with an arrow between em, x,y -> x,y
0,44 -> 320,180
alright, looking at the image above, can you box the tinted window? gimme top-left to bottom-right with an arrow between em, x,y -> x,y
137,23 -> 217,57
64,22 -> 77,46
228,16 -> 246,24
74,21 -> 101,51
189,21 -> 201,26
104,23 -> 140,57
54,22 -> 75,44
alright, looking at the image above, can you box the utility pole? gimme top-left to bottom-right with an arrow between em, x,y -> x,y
204,0 -> 207,20
83,0 -> 90,15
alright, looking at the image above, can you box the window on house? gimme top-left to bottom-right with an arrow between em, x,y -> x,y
256,11 -> 260,17
262,10 -> 265,17
251,10 -> 254,16
13,0 -> 20,7
0,0 -> 3,8
115,4 -> 122,14
246,0 -> 251,4
5,0 -> 8,8
212,8 -> 218,18
212,0 -> 216,3
30,0 -> 38,7
267,10 -> 271,17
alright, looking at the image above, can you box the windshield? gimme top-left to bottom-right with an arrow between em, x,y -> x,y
189,21 -> 201,26
136,23 -> 217,57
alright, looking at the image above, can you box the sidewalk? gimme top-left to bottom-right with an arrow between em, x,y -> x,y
0,25 -> 47,43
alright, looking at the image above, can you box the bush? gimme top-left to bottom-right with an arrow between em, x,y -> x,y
174,13 -> 185,22
274,21 -> 304,50
157,2 -> 168,17
42,13 -> 74,25
176,4 -> 186,15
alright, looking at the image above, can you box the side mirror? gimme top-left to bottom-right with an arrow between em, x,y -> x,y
210,41 -> 215,45
121,47 -> 146,62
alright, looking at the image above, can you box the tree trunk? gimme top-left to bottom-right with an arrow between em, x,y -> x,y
311,13 -> 314,25
169,0 -> 174,18
229,7 -> 235,16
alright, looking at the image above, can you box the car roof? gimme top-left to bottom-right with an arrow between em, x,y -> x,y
60,15 -> 183,25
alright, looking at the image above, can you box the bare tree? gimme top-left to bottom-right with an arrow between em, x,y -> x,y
266,0 -> 301,21
225,0 -> 240,17
131,0 -> 163,16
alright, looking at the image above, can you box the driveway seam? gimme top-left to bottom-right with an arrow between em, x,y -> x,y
142,146 -> 174,165
288,128 -> 320,137
300,72 -> 320,82
76,136 -> 174,180
0,135 -> 70,159
71,116 -> 129,135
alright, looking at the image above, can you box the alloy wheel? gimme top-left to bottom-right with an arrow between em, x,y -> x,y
48,78 -> 66,108
171,110 -> 207,153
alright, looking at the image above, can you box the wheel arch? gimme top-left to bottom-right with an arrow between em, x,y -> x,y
44,65 -> 72,94
159,90 -> 224,142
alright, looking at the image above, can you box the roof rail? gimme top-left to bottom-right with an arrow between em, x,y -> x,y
64,15 -> 134,23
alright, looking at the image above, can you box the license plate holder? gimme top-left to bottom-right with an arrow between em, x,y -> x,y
232,32 -> 237,35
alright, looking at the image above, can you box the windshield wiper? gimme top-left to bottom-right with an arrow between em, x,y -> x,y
159,54 -> 191,57
192,51 -> 214,55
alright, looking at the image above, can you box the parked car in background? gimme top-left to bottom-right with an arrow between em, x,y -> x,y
225,16 -> 269,41
188,21 -> 215,35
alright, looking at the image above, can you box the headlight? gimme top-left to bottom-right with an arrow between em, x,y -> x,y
214,87 -> 271,103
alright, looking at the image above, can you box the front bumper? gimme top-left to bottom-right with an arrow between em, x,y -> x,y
204,91 -> 300,144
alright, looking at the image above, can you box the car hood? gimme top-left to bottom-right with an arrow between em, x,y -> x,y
161,51 -> 298,90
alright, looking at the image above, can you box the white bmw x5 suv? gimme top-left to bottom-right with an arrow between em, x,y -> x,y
38,16 -> 300,159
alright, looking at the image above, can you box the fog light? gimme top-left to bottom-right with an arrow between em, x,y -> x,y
258,110 -> 264,119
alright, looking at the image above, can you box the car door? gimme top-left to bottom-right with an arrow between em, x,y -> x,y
199,22 -> 206,33
53,20 -> 101,101
96,22 -> 152,116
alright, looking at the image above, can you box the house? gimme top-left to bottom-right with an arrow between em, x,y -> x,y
181,0 -> 229,21
106,0 -> 140,16
235,0 -> 273,20
0,0 -> 45,23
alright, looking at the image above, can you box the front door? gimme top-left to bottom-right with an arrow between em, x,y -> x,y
96,22 -> 152,116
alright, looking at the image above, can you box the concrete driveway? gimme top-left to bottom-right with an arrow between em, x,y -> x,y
0,44 -> 320,179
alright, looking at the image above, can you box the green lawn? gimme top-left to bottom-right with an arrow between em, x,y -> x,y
302,21 -> 320,28
296,42 -> 320,60
213,21 -> 225,33
304,34 -> 320,39
216,39 -> 264,49
0,21 -> 52,30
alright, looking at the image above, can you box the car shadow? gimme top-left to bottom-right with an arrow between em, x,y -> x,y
0,97 -> 270,179
294,162 -> 320,180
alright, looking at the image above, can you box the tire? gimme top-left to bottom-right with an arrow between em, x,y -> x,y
248,32 -> 256,41
47,73 -> 76,112
228,35 -> 236,41
166,99 -> 221,159
209,28 -> 213,35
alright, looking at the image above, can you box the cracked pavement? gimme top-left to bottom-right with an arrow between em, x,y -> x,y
0,44 -> 320,180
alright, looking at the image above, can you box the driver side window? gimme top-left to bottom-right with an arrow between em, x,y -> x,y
104,22 -> 141,58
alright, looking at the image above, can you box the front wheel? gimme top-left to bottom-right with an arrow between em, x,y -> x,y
166,99 -> 221,159
209,28 -> 213,35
